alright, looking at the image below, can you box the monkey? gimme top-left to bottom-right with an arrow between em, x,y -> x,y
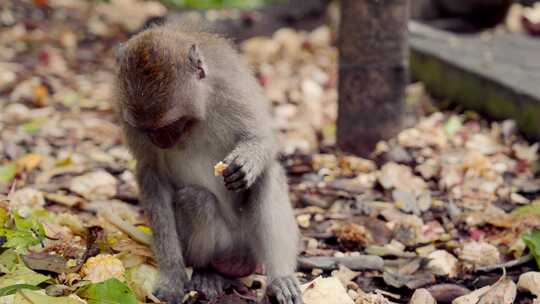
114,23 -> 302,304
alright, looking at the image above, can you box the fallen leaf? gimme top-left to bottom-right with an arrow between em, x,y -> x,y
16,154 -> 42,172
523,230 -> 540,268
0,163 -> 16,185
459,242 -> 501,268
0,264 -> 49,289
23,253 -> 70,274
14,289 -> 84,304
78,278 -> 137,304
8,188 -> 46,212
409,288 -> 436,304
444,115 -> 463,137
126,263 -> 158,301
98,208 -> 150,245
69,170 -> 117,200
427,250 -> 458,278
80,254 -> 125,283
0,284 -> 40,297
301,276 -> 353,304
332,265 -> 360,287
355,289 -> 392,304
517,271 -> 540,296
452,286 -> 491,304
477,278 -> 516,304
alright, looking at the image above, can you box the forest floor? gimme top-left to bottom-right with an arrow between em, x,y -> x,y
1,1 -> 540,303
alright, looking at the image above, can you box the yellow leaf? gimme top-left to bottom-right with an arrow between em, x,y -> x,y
16,154 -> 42,172
32,85 -> 48,107
135,225 -> 152,235
80,254 -> 125,283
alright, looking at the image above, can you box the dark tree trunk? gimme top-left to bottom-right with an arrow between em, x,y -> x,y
337,0 -> 409,157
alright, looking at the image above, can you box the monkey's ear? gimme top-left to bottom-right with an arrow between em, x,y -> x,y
188,44 -> 206,80
115,43 -> 126,64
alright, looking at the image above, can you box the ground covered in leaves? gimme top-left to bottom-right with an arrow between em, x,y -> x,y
1,0 -> 540,303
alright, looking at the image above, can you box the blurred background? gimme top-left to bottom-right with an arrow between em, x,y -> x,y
1,0 -> 540,303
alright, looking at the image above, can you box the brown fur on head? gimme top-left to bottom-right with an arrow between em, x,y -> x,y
116,27 -> 208,149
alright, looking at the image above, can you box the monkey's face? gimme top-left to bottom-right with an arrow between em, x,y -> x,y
127,73 -> 207,150
122,99 -> 199,150
118,34 -> 209,149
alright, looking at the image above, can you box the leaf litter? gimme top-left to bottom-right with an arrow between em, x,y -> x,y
1,0 -> 540,303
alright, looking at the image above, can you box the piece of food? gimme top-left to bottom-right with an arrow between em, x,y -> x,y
214,161 -> 228,177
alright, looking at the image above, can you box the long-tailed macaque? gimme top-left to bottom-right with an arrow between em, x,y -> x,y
114,24 -> 302,304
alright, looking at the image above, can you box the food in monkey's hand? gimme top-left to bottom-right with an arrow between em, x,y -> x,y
214,161 -> 228,177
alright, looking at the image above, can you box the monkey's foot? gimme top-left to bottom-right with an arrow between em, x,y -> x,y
268,276 -> 303,304
154,283 -> 185,304
187,271 -> 232,299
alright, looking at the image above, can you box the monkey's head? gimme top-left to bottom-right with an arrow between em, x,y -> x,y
116,31 -> 208,149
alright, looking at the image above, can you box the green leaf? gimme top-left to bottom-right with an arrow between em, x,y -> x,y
14,289 -> 83,304
523,230 -> 540,268
78,278 -> 137,304
444,115 -> 463,137
0,211 -> 46,254
13,212 -> 45,239
513,200 -> 540,216
0,264 -> 49,289
0,249 -> 19,273
0,284 -> 40,297
20,118 -> 46,135
0,208 -> 8,227
0,229 -> 40,254
0,163 -> 16,185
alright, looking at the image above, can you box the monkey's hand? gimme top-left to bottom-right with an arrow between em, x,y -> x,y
222,151 -> 262,192
268,276 -> 303,304
153,273 -> 186,304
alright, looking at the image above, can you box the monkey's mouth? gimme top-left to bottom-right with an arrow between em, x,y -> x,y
146,118 -> 193,149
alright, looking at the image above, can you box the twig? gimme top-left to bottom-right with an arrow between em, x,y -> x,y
475,254 -> 533,272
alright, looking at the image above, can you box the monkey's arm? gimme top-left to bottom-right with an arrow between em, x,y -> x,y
136,161 -> 187,303
222,133 -> 276,192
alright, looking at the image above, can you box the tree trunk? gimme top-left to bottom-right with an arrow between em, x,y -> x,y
337,0 -> 409,157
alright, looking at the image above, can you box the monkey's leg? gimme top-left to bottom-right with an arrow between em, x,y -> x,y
137,166 -> 187,304
248,164 -> 303,304
174,186 -> 237,299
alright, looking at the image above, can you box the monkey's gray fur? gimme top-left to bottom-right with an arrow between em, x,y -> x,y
115,23 -> 302,304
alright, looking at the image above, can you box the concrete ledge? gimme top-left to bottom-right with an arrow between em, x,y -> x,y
410,21 -> 540,140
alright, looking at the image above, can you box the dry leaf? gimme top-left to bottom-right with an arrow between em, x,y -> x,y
409,289 -> 436,304
427,250 -> 458,278
69,170 -> 117,200
80,254 -> 125,283
331,265 -> 360,287
517,272 -> 540,296
477,278 -> 516,304
301,276 -> 354,304
459,242 -> 501,268
452,286 -> 491,304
